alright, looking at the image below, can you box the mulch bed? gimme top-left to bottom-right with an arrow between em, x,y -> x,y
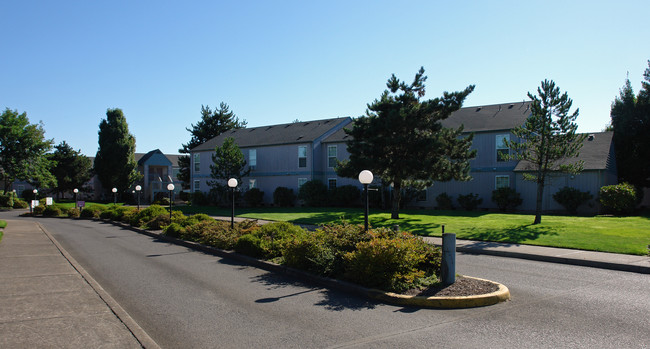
403,276 -> 499,297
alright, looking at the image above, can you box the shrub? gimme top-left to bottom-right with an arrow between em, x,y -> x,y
599,183 -> 637,215
246,222 -> 307,259
81,206 -> 103,218
457,193 -> 482,211
553,187 -> 593,214
283,231 -> 337,276
13,198 -> 29,209
66,207 -> 80,218
329,185 -> 361,207
298,180 -> 328,207
153,196 -> 171,206
234,234 -> 264,258
0,194 -> 14,208
243,188 -> 264,207
492,187 -> 523,212
130,205 -> 168,227
146,214 -> 170,230
179,213 -> 213,227
435,193 -> 454,210
163,222 -> 186,238
43,205 -> 62,217
343,234 -> 440,292
273,187 -> 295,207
33,205 -> 45,215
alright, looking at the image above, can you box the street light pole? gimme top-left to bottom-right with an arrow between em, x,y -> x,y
227,178 -> 238,229
135,185 -> 142,210
358,170 -> 373,232
167,183 -> 175,220
73,188 -> 79,214
112,187 -> 117,205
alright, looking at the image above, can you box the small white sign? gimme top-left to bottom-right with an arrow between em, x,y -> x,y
46,197 -> 53,206
31,200 -> 39,208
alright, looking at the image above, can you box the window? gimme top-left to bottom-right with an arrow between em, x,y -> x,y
249,179 -> 257,189
328,178 -> 337,190
193,153 -> 201,172
495,175 -> 510,189
327,145 -> 337,168
249,149 -> 257,170
193,180 -> 200,192
496,134 -> 510,162
298,178 -> 307,187
298,146 -> 307,168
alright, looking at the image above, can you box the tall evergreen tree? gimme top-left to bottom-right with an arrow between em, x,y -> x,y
47,141 -> 93,198
610,61 -> 650,189
337,67 -> 476,219
507,80 -> 586,225
178,103 -> 246,187
94,108 -> 139,199
0,108 -> 53,192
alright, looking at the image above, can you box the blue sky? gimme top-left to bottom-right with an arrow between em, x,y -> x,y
2,0 -> 649,156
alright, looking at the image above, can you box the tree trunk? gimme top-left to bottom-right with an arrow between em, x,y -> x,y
533,178 -> 544,224
391,181 -> 401,219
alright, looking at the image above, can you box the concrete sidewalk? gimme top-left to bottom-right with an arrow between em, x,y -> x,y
213,216 -> 650,274
0,219 -> 159,348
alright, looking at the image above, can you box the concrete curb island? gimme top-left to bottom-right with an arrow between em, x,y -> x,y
100,218 -> 510,309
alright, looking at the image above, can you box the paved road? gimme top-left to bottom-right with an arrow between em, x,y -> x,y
12,214 -> 650,348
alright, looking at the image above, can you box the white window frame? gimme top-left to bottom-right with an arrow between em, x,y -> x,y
249,149 -> 257,170
298,146 -> 307,168
328,178 -> 337,190
496,134 -> 510,162
193,153 -> 201,172
298,178 -> 307,187
249,178 -> 257,189
193,180 -> 201,192
495,175 -> 510,189
327,145 -> 337,168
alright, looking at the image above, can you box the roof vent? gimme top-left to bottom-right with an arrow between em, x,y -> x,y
588,134 -> 595,141
266,126 -> 273,131
508,104 -> 514,109
297,135 -> 304,140
476,107 -> 482,112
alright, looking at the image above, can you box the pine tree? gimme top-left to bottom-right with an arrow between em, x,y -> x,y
94,108 -> 139,199
178,103 -> 246,187
207,137 -> 250,204
337,67 -> 476,219
508,80 -> 586,224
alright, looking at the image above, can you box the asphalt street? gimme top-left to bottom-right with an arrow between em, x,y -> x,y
6,213 -> 650,348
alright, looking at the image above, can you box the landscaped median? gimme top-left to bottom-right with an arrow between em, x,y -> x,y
25,204 -> 510,309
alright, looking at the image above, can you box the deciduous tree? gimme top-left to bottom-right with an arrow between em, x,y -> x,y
0,108 -> 53,192
507,80 -> 586,224
337,67 -> 476,219
48,141 -> 93,198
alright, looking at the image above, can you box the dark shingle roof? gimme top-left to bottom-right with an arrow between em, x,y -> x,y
323,101 -> 533,143
514,132 -> 614,171
191,117 -> 352,151
135,150 -> 181,167
440,101 -> 532,132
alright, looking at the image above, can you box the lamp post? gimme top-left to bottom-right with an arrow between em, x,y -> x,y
167,183 -> 175,220
73,188 -> 79,213
227,178 -> 238,229
358,170 -> 373,232
31,189 -> 38,214
111,187 -> 117,205
135,185 -> 142,210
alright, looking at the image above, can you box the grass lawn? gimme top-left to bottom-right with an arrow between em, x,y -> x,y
178,206 -> 650,255
0,219 -> 5,242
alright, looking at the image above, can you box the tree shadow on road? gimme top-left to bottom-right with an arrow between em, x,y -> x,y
250,272 -> 378,311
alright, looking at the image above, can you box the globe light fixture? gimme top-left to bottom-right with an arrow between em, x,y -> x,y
167,183 -> 175,219
227,178 -> 238,229
358,170 -> 374,231
111,187 -> 117,204
135,185 -> 142,210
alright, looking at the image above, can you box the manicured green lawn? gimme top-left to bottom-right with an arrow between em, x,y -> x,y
178,206 -> 650,255
0,219 -> 5,242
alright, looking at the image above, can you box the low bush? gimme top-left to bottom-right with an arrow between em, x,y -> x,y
147,214 -> 170,230
457,193 -> 482,211
153,196 -> 171,206
33,205 -> 45,215
0,193 -> 14,208
435,193 -> 454,210
329,185 -> 361,207
492,187 -> 523,212
553,187 -> 593,214
163,222 -> 186,238
43,205 -> 63,217
243,188 -> 264,207
80,205 -> 104,218
130,205 -> 168,227
273,187 -> 295,207
236,222 -> 306,259
283,231 -> 337,276
66,207 -> 80,218
298,180 -> 328,207
191,191 -> 210,206
13,198 -> 29,209
234,234 -> 264,258
599,182 -> 637,215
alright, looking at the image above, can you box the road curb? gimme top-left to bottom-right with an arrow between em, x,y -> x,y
105,220 -> 510,309
36,222 -> 161,349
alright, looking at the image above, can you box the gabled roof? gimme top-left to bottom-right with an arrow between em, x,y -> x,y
323,101 -> 533,143
191,117 -> 352,151
440,101 -> 532,132
514,132 -> 615,171
135,150 -> 181,167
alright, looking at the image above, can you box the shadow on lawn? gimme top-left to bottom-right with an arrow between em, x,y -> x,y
461,224 -> 557,244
